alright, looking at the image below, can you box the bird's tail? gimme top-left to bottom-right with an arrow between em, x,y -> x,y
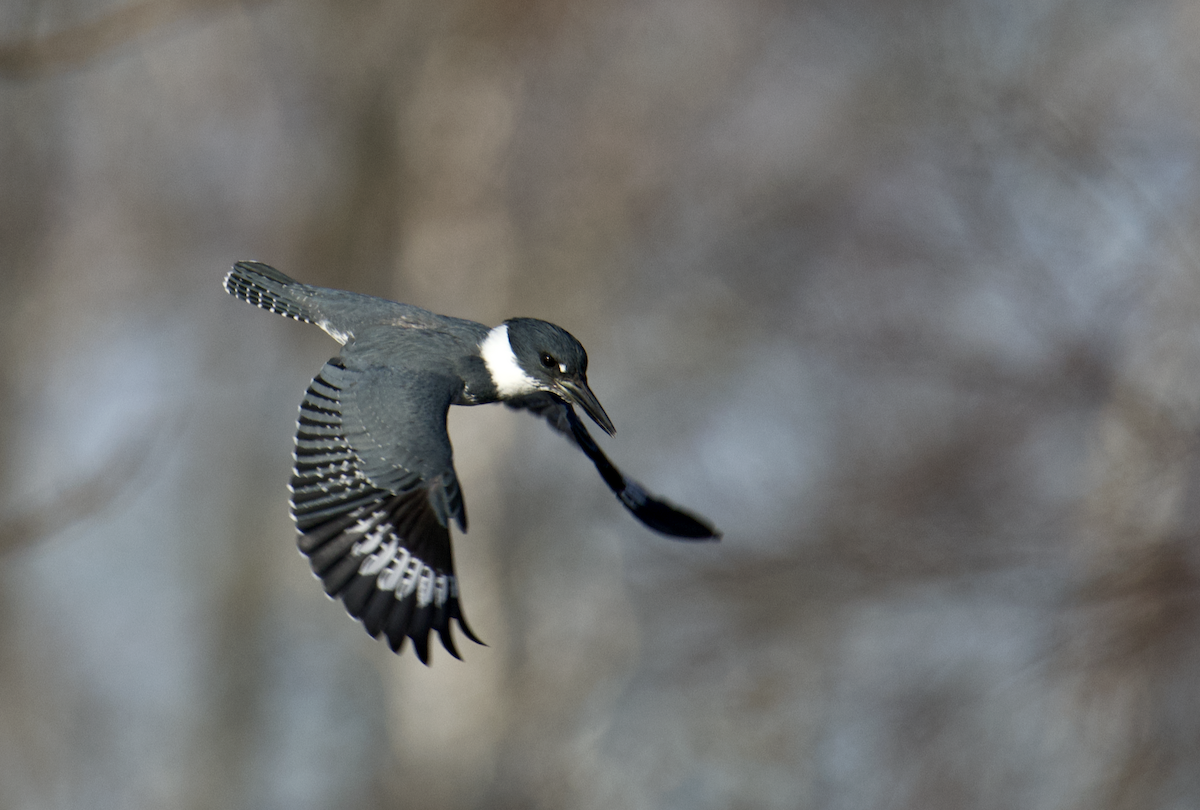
224,261 -> 320,325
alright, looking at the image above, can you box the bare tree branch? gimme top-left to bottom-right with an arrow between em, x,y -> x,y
0,0 -> 262,79
0,417 -> 173,555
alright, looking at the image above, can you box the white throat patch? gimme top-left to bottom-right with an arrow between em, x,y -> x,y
480,324 -> 539,396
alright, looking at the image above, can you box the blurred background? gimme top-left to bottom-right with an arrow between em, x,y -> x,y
2,0 -> 1200,808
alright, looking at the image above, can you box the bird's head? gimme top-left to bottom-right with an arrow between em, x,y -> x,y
489,317 -> 616,436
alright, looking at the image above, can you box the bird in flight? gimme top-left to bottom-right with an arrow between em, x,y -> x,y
224,261 -> 719,664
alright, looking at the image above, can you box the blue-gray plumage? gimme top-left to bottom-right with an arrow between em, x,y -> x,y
224,261 -> 719,664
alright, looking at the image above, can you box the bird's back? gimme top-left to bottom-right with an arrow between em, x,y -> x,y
225,261 -> 474,346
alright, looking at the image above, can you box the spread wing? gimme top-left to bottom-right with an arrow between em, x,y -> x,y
505,393 -> 720,540
289,356 -> 482,664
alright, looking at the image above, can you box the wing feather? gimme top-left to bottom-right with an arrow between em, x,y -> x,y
506,393 -> 720,540
289,358 -> 482,664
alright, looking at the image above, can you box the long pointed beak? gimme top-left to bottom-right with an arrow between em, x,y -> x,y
558,377 -> 616,436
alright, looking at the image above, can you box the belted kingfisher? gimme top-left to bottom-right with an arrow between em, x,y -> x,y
224,261 -> 719,664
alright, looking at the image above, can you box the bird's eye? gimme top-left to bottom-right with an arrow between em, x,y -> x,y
539,352 -> 557,370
